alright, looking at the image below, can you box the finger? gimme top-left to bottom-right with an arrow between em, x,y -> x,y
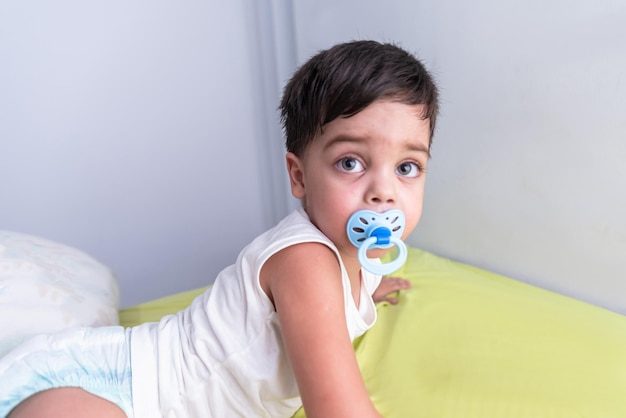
383,277 -> 411,288
385,296 -> 398,305
380,280 -> 410,292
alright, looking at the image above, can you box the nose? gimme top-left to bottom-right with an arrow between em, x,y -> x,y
365,174 -> 396,206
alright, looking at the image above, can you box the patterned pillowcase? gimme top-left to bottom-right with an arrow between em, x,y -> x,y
0,231 -> 120,357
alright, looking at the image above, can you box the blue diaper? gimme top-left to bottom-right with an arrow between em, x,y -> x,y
0,326 -> 133,418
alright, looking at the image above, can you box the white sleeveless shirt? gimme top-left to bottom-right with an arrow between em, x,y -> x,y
130,208 -> 382,417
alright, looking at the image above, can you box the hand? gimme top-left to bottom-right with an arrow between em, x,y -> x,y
372,277 -> 411,305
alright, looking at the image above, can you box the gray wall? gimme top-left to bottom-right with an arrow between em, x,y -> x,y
0,1 -> 289,307
2,1 -> 625,314
291,0 -> 626,314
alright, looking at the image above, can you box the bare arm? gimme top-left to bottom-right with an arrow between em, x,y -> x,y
262,242 -> 382,418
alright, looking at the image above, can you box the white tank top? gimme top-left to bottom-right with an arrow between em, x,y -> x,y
130,208 -> 382,417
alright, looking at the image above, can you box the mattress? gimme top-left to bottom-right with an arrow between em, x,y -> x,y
120,247 -> 626,417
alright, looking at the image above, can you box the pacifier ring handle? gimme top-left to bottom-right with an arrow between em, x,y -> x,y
358,236 -> 408,276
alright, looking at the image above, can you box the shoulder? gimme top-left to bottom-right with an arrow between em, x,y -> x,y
260,240 -> 342,308
254,209 -> 343,302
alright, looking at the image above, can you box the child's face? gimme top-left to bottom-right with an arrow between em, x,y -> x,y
287,100 -> 431,262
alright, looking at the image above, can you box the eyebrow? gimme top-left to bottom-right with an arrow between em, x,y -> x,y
324,134 -> 431,158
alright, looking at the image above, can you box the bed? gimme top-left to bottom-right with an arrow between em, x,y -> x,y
2,231 -> 626,417
119,247 -> 626,417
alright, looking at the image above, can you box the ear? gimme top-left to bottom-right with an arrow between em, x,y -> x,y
286,152 -> 306,199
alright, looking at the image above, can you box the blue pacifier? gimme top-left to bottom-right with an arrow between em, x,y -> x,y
346,209 -> 408,276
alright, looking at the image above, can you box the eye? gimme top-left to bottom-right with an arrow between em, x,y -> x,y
337,157 -> 364,173
396,162 -> 421,178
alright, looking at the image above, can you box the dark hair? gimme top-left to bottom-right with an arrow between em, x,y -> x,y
280,40 -> 439,156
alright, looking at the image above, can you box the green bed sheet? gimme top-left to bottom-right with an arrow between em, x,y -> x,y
120,247 -> 626,417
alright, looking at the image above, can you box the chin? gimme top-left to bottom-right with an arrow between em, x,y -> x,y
366,247 -> 391,259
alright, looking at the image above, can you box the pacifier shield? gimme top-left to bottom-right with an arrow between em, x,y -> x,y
347,209 -> 405,249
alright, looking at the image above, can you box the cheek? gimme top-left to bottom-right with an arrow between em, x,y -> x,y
402,217 -> 419,240
403,199 -> 424,237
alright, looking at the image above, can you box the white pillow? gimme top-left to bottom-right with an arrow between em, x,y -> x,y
0,231 -> 120,357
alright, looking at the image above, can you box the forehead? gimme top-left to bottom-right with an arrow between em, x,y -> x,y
314,101 -> 431,153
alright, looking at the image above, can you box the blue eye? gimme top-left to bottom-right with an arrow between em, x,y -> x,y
337,157 -> 364,172
396,162 -> 421,177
